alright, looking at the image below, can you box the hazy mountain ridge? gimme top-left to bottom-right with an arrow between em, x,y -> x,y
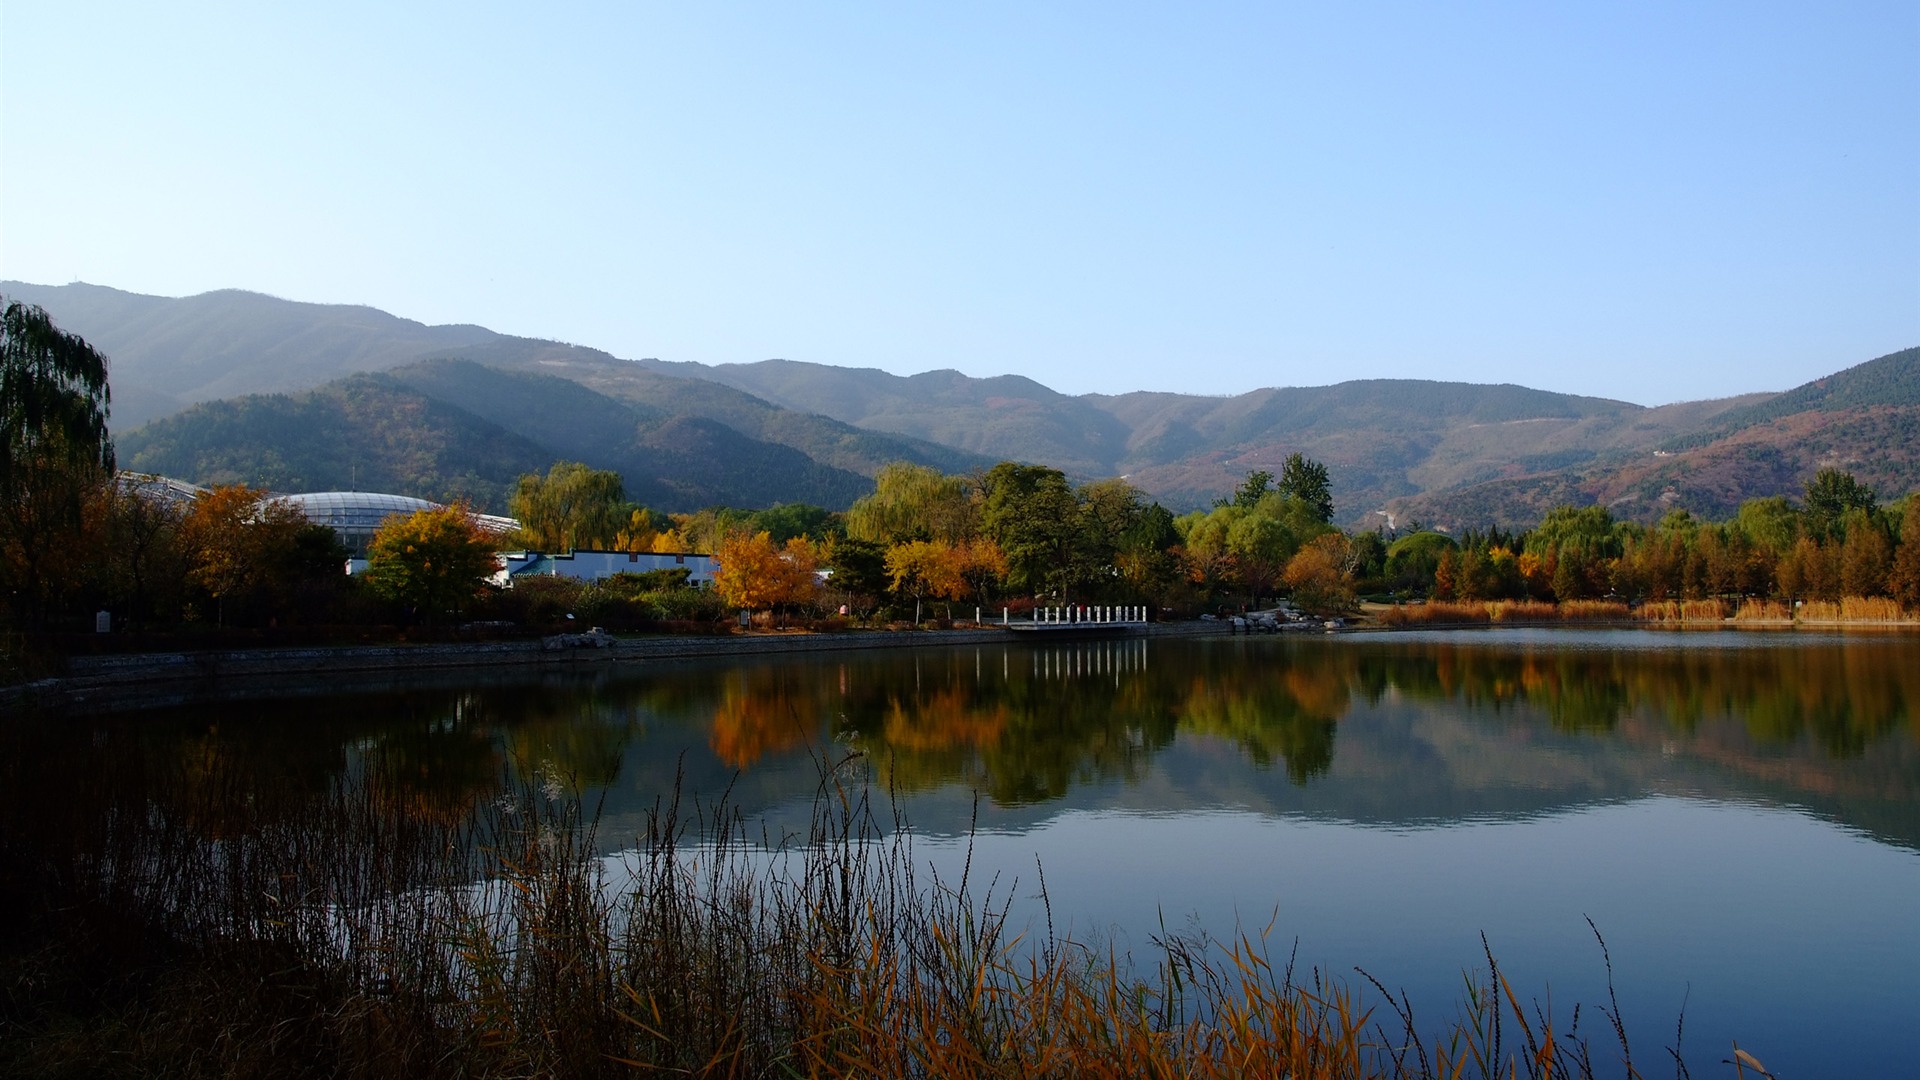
9,281 -> 1914,524
120,363 -> 879,511
0,281 -> 503,428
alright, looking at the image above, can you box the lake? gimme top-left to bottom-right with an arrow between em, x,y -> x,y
27,628 -> 1920,1076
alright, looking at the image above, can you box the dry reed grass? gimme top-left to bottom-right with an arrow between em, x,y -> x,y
1379,600 -> 1635,628
1555,600 -> 1632,622
1815,597 -> 1910,623
1733,600 -> 1792,623
1638,600 -> 1727,624
4,752 -> 1708,1078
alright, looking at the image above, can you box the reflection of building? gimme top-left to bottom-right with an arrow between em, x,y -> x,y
494,549 -> 718,588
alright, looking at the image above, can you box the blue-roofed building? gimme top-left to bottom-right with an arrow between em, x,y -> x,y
494,549 -> 718,588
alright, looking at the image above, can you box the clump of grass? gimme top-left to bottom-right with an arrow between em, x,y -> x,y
1379,602 -> 1492,627
3,745 -> 1719,1078
1556,600 -> 1632,622
1733,600 -> 1791,623
1638,599 -> 1726,624
1486,600 -> 1557,624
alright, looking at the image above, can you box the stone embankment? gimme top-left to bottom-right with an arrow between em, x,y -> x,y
5,621 -> 1229,714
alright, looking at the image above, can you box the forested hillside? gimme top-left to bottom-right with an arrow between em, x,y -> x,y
118,367 -> 878,512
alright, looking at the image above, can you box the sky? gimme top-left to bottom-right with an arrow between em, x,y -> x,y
2,2 -> 1915,405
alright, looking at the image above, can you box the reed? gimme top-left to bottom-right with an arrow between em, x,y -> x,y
1378,602 -> 1492,627
2,751 -> 1711,1078
1485,600 -> 1557,624
1732,599 -> 1791,623
1637,599 -> 1725,624
1555,600 -> 1632,622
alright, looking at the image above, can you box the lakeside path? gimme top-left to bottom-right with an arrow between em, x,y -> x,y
5,621 -> 1233,714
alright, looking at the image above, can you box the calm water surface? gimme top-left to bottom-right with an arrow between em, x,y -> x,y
56,629 -> 1920,1076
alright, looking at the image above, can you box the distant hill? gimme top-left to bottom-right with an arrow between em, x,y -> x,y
119,365 -> 877,512
11,280 -> 1914,526
0,281 -> 502,429
1385,348 -> 1920,529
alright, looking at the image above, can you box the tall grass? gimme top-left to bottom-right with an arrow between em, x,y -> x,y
1797,597 -> 1911,624
3,751 -> 1704,1078
1637,600 -> 1727,624
1378,600 -> 1631,627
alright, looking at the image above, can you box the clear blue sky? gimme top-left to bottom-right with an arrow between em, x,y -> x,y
3,2 -> 1915,404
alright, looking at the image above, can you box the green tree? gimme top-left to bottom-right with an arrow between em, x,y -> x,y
362,503 -> 502,623
749,503 -> 840,543
1223,469 -> 1273,510
1278,453 -> 1334,524
1,299 -> 115,628
509,461 -> 635,551
823,536 -> 889,618
979,462 -> 1082,597
1384,531 -> 1457,595
1804,468 -> 1875,538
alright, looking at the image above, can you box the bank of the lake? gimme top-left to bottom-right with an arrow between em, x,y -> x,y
3,620 -> 1235,713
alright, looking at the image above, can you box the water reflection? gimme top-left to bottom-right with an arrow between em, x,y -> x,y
19,631 -> 1916,1080
30,631 -> 1920,849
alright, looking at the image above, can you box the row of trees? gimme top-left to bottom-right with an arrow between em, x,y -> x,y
1391,475 -> 1920,608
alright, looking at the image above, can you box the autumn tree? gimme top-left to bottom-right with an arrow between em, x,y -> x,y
714,531 -> 817,623
885,539 -> 967,624
1839,509 -> 1893,597
361,503 -> 502,624
176,485 -> 311,625
1889,497 -> 1920,610
1283,533 -> 1357,616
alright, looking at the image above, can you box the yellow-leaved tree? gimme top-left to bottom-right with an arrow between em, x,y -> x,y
362,503 -> 502,625
714,531 -> 817,625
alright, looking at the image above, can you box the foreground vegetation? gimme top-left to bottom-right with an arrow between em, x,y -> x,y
1,732 -> 1718,1079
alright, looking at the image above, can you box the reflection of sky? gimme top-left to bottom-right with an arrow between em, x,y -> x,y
885,796 -> 1920,1080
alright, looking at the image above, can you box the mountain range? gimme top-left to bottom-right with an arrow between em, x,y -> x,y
5,280 -> 1915,526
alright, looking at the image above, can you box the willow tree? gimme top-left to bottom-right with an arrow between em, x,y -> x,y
1,299 -> 114,627
509,462 -> 634,551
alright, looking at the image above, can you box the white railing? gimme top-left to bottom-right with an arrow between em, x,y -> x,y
994,605 -> 1148,626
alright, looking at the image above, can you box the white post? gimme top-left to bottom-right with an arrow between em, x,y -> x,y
1003,607 -> 1009,625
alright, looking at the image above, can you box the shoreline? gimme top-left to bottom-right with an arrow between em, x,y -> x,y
8,615 -> 1916,714
4,621 -> 1230,714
